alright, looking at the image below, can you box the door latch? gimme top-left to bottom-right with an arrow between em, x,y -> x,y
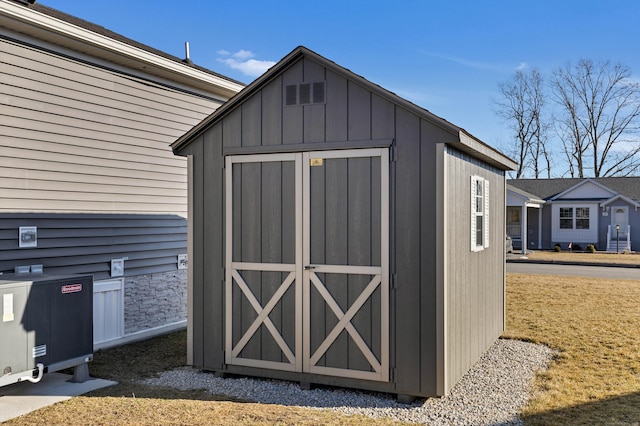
304,265 -> 317,270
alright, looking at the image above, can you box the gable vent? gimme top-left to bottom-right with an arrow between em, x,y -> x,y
285,81 -> 326,106
312,82 -> 325,103
286,85 -> 297,106
299,83 -> 311,104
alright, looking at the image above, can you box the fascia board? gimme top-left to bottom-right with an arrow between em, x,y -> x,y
601,194 -> 640,208
458,131 -> 518,171
0,1 -> 244,97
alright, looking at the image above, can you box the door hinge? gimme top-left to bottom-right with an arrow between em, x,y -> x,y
390,145 -> 397,162
390,273 -> 397,289
390,367 -> 397,382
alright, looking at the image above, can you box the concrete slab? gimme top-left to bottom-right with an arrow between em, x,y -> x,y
0,373 -> 117,423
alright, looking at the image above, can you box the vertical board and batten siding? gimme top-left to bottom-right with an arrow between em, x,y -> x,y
0,35 -> 225,278
184,56 -> 451,393
392,107 -> 423,394
178,51 -> 509,398
417,120 -> 449,396
442,146 -> 505,391
184,57 -> 392,376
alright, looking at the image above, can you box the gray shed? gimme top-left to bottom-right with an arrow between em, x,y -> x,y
172,46 -> 517,399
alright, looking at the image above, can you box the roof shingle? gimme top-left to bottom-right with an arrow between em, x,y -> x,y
508,177 -> 640,202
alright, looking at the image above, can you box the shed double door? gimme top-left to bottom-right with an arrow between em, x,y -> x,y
225,148 -> 389,382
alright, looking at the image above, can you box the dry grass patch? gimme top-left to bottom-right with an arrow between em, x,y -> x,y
504,273 -> 640,425
521,250 -> 640,265
4,332 -> 406,426
11,397 -> 400,426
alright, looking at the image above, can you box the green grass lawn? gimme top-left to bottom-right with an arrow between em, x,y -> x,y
5,272 -> 640,425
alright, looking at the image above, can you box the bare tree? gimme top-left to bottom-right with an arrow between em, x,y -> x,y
494,68 -> 550,178
551,59 -> 640,177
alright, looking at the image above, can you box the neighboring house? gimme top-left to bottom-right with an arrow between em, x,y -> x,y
507,177 -> 640,253
172,46 -> 516,399
0,0 -> 243,349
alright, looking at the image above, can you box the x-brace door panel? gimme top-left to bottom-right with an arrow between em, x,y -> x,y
225,154 -> 302,372
303,149 -> 389,381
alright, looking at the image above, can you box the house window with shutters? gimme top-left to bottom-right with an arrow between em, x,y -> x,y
471,175 -> 490,252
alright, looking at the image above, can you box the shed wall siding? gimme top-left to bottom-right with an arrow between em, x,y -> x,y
218,58 -> 397,150
443,146 -> 505,391
0,35 -> 222,216
181,54 -> 508,397
188,56 -> 464,395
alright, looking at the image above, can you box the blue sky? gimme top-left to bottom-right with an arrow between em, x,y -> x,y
39,0 -> 640,159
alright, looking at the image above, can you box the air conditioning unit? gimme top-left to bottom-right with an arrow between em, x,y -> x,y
0,274 -> 93,388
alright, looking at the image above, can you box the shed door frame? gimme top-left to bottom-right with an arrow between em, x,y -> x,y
302,149 -> 389,382
225,148 -> 389,381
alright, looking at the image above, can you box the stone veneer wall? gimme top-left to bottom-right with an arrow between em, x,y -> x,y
124,270 -> 187,334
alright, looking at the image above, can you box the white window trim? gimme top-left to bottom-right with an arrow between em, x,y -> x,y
551,203 -> 598,243
471,175 -> 490,252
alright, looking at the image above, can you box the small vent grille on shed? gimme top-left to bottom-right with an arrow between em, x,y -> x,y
285,82 -> 325,106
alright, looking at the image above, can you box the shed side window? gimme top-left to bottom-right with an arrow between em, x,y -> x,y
471,175 -> 490,252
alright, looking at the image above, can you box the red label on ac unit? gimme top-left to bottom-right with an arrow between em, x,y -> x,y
61,284 -> 82,294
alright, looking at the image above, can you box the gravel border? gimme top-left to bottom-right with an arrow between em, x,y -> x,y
142,339 -> 555,425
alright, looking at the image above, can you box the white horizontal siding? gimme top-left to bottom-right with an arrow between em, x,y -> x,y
0,37 -> 225,217
550,203 -> 599,243
561,181 -> 614,199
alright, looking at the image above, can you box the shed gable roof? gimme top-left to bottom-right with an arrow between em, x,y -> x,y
171,46 -> 516,171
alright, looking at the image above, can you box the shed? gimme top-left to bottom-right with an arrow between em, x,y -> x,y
172,46 -> 517,399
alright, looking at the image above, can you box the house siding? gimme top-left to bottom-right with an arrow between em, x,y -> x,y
508,178 -> 640,251
551,203 -> 599,244
0,213 -> 187,280
0,27 -> 233,342
0,35 -> 222,216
